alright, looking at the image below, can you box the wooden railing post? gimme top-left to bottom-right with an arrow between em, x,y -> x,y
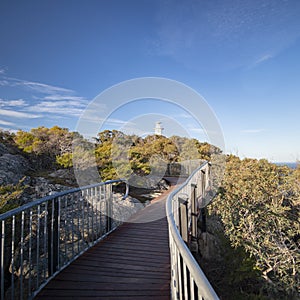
191,183 -> 197,239
190,183 -> 198,252
178,197 -> 188,244
200,170 -> 207,233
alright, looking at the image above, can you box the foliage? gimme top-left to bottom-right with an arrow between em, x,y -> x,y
93,131 -> 220,181
14,126 -> 83,169
4,127 -> 220,179
0,129 -> 16,146
210,156 -> 300,298
0,179 -> 26,214
56,153 -> 73,168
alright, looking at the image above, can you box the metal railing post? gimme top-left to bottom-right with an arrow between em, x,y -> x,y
106,184 -> 112,232
48,198 -> 59,276
0,220 -> 4,300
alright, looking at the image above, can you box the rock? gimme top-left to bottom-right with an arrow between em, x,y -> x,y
198,232 -> 221,260
130,177 -> 170,190
197,215 -> 224,261
0,153 -> 30,185
156,179 -> 170,190
48,169 -> 76,185
99,193 -> 144,224
0,143 -> 8,155
31,177 -> 70,199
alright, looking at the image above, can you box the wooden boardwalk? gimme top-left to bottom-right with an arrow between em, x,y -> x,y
35,190 -> 172,300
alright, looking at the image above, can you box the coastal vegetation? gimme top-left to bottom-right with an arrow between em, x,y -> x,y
208,156 -> 300,299
0,126 -> 299,298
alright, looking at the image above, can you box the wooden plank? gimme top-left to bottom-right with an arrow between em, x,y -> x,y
90,245 -> 170,256
54,273 -> 167,284
42,281 -> 169,291
81,252 -> 170,263
39,289 -> 170,297
39,296 -> 169,300
61,266 -> 170,280
70,260 -> 168,273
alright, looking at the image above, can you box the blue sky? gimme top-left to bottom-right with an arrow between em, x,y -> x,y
0,0 -> 300,162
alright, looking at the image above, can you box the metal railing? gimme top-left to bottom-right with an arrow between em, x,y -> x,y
166,162 -> 219,300
0,179 -> 129,300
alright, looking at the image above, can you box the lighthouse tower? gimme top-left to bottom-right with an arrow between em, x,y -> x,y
154,122 -> 164,136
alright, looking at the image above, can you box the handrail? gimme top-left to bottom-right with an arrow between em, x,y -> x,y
0,179 -> 129,300
0,179 -> 128,220
166,162 -> 219,300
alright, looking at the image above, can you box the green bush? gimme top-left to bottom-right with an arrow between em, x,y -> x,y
210,156 -> 300,298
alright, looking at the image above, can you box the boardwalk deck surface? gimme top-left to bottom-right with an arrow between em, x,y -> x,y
35,188 -> 174,300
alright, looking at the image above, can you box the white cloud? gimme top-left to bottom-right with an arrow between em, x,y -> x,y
24,95 -> 89,116
0,108 -> 40,119
26,103 -> 84,116
79,114 -> 134,126
253,54 -> 273,66
0,120 -> 15,126
0,74 -> 90,117
43,95 -> 88,102
14,79 -> 73,95
0,68 -> 5,75
0,76 -> 74,95
0,80 -> 9,86
0,98 -> 27,107
0,74 -> 92,122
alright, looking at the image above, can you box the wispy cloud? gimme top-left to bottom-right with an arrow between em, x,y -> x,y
0,119 -> 15,126
152,1 -> 300,70
253,54 -> 273,67
0,74 -> 90,120
43,94 -> 88,102
241,129 -> 265,134
0,98 -> 28,107
25,101 -> 85,116
0,69 -> 5,75
188,127 -> 206,134
105,118 -> 135,127
0,80 -> 10,86
25,94 -> 89,116
80,114 -> 135,127
173,113 -> 194,119
0,108 -> 40,119
2,76 -> 74,95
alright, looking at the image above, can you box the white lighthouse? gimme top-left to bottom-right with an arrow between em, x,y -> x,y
154,122 -> 164,136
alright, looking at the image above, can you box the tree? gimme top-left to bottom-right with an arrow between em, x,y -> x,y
14,126 -> 76,169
